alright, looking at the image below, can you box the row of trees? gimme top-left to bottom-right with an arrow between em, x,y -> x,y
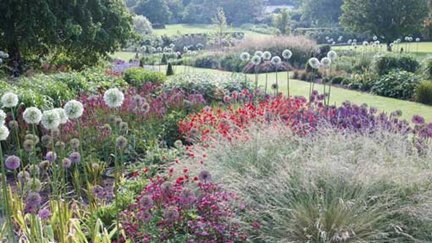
0,0 -> 134,72
127,0 -> 265,25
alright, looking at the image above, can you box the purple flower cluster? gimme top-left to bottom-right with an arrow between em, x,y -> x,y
121,175 -> 248,242
111,59 -> 140,74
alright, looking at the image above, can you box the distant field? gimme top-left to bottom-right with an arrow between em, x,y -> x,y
153,24 -> 270,38
334,42 -> 432,55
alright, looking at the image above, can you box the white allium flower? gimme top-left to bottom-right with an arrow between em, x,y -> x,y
183,46 -> 188,52
0,125 -> 9,140
363,41 -> 369,46
282,49 -> 292,60
254,51 -> 263,57
308,58 -> 320,69
54,108 -> 68,124
140,46 -> 147,52
263,51 -> 272,61
240,52 -> 250,62
23,107 -> 42,125
271,56 -> 282,65
0,110 -> 6,125
41,110 -> 60,130
353,39 -> 357,43
169,43 -> 175,48
64,100 -> 84,119
157,47 -> 162,52
1,92 -> 18,108
320,57 -> 332,69
104,88 -> 124,108
347,39 -> 352,44
251,55 -> 262,65
416,38 -> 421,42
373,36 -> 377,41
327,51 -> 338,61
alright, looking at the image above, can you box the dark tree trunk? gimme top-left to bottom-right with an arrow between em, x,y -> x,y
8,42 -> 22,77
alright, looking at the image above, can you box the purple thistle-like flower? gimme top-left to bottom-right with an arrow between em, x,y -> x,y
69,152 -> 81,164
198,170 -> 212,182
62,158 -> 72,169
26,192 -> 42,207
45,151 -> 57,162
38,208 -> 51,220
412,115 -> 425,125
93,185 -> 105,199
139,195 -> 154,209
163,207 -> 179,223
5,155 -> 21,170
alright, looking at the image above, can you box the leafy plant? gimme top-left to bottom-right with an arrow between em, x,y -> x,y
415,80 -> 432,105
124,68 -> 166,87
371,71 -> 420,99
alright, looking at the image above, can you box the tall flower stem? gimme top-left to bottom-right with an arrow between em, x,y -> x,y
264,72 -> 268,95
286,70 -> 290,97
0,145 -> 15,242
10,108 -> 22,169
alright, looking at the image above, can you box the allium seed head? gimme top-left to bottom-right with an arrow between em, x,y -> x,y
5,155 -> 21,170
1,92 -> 18,108
23,107 -> 42,124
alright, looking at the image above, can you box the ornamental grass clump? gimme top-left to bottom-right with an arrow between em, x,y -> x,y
175,123 -> 432,242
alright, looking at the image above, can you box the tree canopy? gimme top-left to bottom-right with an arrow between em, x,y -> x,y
0,0 -> 134,71
301,0 -> 343,27
341,0 -> 428,46
133,0 -> 171,24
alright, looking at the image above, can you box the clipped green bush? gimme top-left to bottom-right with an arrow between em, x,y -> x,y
124,68 -> 166,87
166,63 -> 174,76
373,54 -> 419,75
423,57 -> 432,80
416,80 -> 432,105
371,71 -> 420,100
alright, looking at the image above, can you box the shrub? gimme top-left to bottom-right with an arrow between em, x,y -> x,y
175,124 -> 432,242
347,71 -> 379,91
124,68 -> 166,87
423,57 -> 432,79
166,63 -> 174,76
371,71 -> 420,99
416,80 -> 432,105
373,54 -> 420,75
164,73 -> 253,102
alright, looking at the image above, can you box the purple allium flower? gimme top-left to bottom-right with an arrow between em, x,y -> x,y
69,152 -> 81,164
5,155 -> 21,170
26,192 -> 42,207
38,208 -> 51,220
163,207 -> 179,223
161,181 -> 172,194
180,189 -> 196,204
139,195 -> 153,209
93,185 -> 105,199
412,115 -> 425,125
198,170 -> 212,182
62,158 -> 72,169
45,151 -> 57,162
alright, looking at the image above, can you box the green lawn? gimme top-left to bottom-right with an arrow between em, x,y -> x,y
153,24 -> 270,38
167,65 -> 432,122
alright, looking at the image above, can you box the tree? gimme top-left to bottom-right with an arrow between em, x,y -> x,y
301,0 -> 343,27
133,15 -> 153,36
212,7 -> 228,49
341,0 -> 428,51
133,0 -> 171,24
274,9 -> 291,35
0,0 -> 134,71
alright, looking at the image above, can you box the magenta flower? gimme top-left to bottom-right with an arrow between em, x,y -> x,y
38,208 -> 51,220
5,155 -> 20,170
45,151 -> 57,162
412,115 -> 425,125
69,152 -> 81,164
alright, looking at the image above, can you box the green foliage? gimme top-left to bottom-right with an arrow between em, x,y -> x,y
166,63 -> 174,76
415,80 -> 432,105
423,57 -> 432,79
164,73 -> 253,102
273,9 -> 291,35
348,71 -> 378,91
341,0 -> 428,46
0,68 -> 126,108
133,0 -> 171,24
373,55 -> 420,75
133,15 -> 153,36
124,68 -> 166,87
161,110 -> 188,146
371,71 -> 420,99
0,0 -> 134,71
301,0 -> 343,26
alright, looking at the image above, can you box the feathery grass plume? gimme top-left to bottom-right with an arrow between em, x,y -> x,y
174,123 -> 432,242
